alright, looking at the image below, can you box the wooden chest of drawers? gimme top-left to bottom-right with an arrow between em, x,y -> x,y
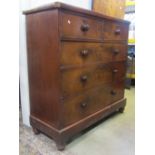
23,2 -> 129,150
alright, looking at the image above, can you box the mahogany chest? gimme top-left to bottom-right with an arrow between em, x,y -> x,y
23,2 -> 129,150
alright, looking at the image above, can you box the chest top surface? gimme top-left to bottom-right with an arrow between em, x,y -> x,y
23,2 -> 129,25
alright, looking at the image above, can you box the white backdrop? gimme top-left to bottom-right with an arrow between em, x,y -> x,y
19,0 -> 92,126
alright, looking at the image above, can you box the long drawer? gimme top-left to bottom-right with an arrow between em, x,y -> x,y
60,42 -> 127,66
62,81 -> 124,126
111,80 -> 125,103
61,61 -> 126,97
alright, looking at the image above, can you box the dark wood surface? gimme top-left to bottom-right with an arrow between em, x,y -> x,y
26,10 -> 62,129
104,20 -> 129,41
61,61 -> 126,98
60,42 -> 127,66
60,12 -> 103,40
63,84 -> 112,126
24,2 -> 129,150
23,2 -> 129,24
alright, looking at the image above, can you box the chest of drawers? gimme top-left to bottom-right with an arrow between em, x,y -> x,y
23,2 -> 129,150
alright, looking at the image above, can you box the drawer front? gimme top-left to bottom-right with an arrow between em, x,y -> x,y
61,64 -> 113,97
110,80 -> 125,103
63,84 -> 112,126
104,21 -> 128,40
60,13 -> 103,40
110,62 -> 126,103
61,42 -> 127,66
112,61 -> 126,81
61,61 -> 126,97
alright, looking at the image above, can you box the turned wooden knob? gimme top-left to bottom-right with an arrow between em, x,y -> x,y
115,29 -> 121,35
80,75 -> 88,82
113,69 -> 118,73
81,23 -> 90,31
111,90 -> 116,95
113,49 -> 119,55
80,49 -> 89,57
80,102 -> 87,108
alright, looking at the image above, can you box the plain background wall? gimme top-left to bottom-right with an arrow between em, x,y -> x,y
19,0 -> 92,127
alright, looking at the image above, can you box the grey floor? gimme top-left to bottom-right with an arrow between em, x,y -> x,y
19,87 -> 135,155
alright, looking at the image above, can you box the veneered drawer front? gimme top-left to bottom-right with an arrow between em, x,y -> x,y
109,62 -> 126,104
61,61 -> 126,97
60,12 -> 103,40
61,64 -> 113,97
61,42 -> 127,66
104,21 -> 128,40
63,84 -> 112,126
112,61 -> 126,81
110,80 -> 125,103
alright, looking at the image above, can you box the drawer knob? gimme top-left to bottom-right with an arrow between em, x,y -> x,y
113,49 -> 119,55
80,49 -> 89,57
80,75 -> 88,82
81,102 -> 87,108
115,29 -> 121,35
81,23 -> 90,32
111,90 -> 117,95
113,69 -> 118,73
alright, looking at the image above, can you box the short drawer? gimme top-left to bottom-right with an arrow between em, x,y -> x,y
62,84 -> 112,126
60,12 -> 103,40
61,61 -> 126,97
61,42 -> 127,66
104,21 -> 128,40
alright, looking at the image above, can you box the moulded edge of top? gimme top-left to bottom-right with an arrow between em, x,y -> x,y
23,2 -> 130,24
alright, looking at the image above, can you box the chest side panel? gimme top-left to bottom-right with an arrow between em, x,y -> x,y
26,10 -> 61,129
